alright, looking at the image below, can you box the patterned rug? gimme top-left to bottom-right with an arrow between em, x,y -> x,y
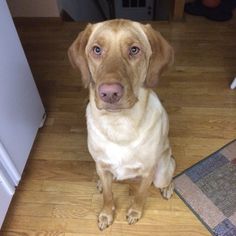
174,140 -> 236,236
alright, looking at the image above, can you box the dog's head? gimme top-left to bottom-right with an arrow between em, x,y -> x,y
68,19 -> 174,111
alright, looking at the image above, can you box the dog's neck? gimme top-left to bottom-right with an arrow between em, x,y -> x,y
87,87 -> 153,143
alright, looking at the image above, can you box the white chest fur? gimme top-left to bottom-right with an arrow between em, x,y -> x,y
86,89 -> 169,180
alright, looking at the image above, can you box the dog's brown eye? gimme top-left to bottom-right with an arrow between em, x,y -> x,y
129,46 -> 140,56
92,46 -> 102,55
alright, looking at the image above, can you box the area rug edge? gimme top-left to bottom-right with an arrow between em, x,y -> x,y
173,138 -> 236,236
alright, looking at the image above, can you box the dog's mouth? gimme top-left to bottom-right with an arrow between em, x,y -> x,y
103,107 -> 122,112
96,98 -> 138,112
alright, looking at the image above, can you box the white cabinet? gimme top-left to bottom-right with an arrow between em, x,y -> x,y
0,0 -> 45,228
0,181 -> 13,228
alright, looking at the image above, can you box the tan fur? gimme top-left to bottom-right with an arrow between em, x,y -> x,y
68,19 -> 175,231
68,24 -> 92,87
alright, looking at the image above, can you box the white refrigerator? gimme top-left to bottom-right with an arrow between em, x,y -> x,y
0,0 -> 45,228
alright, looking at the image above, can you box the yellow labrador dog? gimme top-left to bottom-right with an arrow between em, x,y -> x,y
68,19 -> 175,230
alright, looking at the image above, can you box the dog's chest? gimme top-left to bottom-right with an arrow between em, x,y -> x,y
86,91 -> 165,180
97,142 -> 145,180
87,121 -> 144,179
87,113 -> 160,180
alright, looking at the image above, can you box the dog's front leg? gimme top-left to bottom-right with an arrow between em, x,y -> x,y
96,164 -> 115,231
126,169 -> 154,225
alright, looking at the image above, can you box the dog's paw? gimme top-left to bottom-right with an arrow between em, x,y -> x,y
126,208 -> 142,225
98,211 -> 114,231
96,179 -> 103,193
160,181 -> 174,200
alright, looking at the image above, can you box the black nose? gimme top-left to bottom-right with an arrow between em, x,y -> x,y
98,83 -> 124,104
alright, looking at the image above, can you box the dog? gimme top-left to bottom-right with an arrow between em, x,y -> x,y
68,19 -> 176,231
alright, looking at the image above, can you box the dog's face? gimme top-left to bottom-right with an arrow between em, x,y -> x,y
68,19 -> 173,111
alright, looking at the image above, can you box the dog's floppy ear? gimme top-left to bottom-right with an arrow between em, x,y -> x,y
142,24 -> 174,88
68,24 -> 92,88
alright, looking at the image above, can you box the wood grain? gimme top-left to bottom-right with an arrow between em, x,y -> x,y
1,15 -> 236,235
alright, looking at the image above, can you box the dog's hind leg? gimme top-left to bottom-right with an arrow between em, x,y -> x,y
160,181 -> 174,199
153,152 -> 176,200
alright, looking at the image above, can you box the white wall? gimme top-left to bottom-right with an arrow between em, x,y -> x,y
7,0 -> 60,17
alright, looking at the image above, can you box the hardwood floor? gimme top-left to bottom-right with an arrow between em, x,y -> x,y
1,15 -> 236,235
